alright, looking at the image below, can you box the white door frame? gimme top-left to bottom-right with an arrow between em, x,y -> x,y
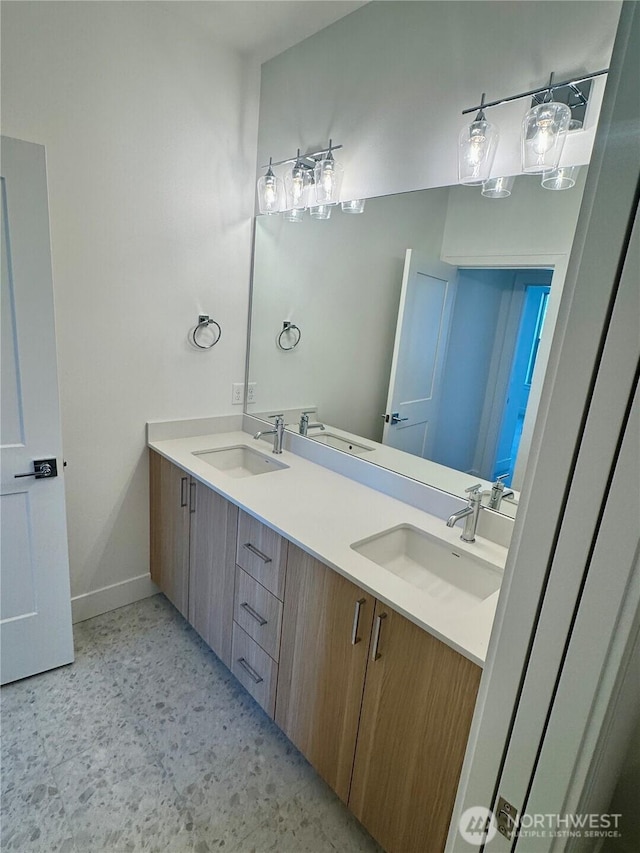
446,3 -> 639,850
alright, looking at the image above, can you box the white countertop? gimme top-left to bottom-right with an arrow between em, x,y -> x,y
148,429 -> 507,667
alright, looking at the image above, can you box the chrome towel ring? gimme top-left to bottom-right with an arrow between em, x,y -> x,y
277,321 -> 301,351
192,314 -> 221,350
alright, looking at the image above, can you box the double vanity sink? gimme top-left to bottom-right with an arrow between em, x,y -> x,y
147,425 -> 508,666
191,442 -> 501,610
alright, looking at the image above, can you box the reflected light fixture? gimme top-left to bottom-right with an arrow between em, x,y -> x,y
341,199 -> 366,214
541,165 -> 581,191
314,140 -> 344,205
257,158 -> 281,215
458,93 -> 500,186
309,204 -> 332,220
521,73 -> 571,174
481,175 -> 515,198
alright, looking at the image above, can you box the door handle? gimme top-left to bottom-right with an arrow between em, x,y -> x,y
390,413 -> 408,425
14,458 -> 58,479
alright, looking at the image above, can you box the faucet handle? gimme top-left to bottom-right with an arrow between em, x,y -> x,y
301,410 -> 316,416
268,413 -> 284,420
465,483 -> 483,495
495,473 -> 510,484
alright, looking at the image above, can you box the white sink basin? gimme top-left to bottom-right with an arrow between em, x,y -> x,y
310,432 -> 374,455
351,524 -> 501,605
193,445 -> 289,478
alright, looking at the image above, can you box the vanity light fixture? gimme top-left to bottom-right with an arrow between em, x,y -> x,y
314,139 -> 344,205
309,204 -> 332,220
458,93 -> 500,186
258,142 -> 345,216
521,74 -> 571,174
257,158 -> 281,215
284,149 -> 310,211
460,68 -> 607,188
283,208 -> 306,222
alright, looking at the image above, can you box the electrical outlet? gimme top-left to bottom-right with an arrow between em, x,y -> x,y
247,382 -> 257,404
231,383 -> 244,405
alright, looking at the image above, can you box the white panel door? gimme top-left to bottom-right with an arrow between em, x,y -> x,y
1,136 -> 74,684
382,249 -> 457,457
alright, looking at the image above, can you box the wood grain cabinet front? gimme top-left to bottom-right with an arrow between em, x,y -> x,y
231,622 -> 278,717
149,451 -> 190,619
275,544 -> 375,804
236,510 -> 287,599
233,567 -> 283,661
348,602 -> 482,853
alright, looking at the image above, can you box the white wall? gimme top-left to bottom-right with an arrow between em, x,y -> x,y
257,1 -> 620,200
1,2 -> 260,613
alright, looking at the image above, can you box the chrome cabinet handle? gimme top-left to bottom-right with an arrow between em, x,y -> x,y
371,612 -> 387,661
237,657 -> 263,684
189,481 -> 196,513
242,542 -> 272,563
351,598 -> 366,645
240,602 -> 268,626
180,477 -> 188,508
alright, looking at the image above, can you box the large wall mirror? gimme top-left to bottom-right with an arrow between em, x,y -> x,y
246,171 -> 587,516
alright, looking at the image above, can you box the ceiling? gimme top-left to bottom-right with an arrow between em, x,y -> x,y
157,1 -> 368,63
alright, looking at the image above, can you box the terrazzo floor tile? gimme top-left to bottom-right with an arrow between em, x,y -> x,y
1,595 -> 386,853
0,770 -> 77,852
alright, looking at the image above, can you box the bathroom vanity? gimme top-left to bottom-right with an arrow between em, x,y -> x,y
148,423 -> 506,853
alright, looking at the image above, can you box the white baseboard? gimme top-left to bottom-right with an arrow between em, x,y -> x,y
71,573 -> 159,623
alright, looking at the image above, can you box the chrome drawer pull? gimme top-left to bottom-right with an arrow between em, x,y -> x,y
180,477 -> 188,508
371,612 -> 387,661
189,481 -> 196,513
242,542 -> 272,563
237,657 -> 263,684
240,602 -> 268,626
351,598 -> 366,645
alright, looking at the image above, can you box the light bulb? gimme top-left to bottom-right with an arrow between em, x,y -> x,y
314,145 -> 343,205
458,116 -> 499,185
522,101 -> 571,174
257,161 -> 282,215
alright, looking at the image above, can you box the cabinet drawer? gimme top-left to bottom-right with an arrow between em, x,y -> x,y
234,567 -> 283,661
231,622 -> 278,718
236,510 -> 287,599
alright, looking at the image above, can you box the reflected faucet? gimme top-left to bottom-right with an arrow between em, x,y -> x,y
299,411 -> 325,436
254,414 -> 285,454
487,474 -> 515,510
446,484 -> 483,543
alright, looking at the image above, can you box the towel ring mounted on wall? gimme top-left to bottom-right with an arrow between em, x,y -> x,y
191,314 -> 222,350
277,321 -> 301,351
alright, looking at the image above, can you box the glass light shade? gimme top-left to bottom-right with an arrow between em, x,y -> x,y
309,204 -> 332,220
521,101 -> 571,174
458,117 -> 499,186
541,164 -> 581,191
314,157 -> 344,204
283,208 -> 305,222
284,163 -> 309,210
481,175 -> 515,198
257,168 -> 281,215
341,199 -> 366,214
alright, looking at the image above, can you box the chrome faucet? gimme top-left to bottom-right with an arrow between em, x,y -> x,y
446,484 -> 483,543
299,411 -> 325,436
487,474 -> 515,510
254,414 -> 285,454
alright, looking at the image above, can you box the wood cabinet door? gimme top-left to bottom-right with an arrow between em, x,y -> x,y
276,545 -> 375,803
349,603 -> 482,853
149,450 -> 190,618
188,481 -> 238,668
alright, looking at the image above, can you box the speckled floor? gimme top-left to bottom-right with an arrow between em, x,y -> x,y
1,594 -> 382,852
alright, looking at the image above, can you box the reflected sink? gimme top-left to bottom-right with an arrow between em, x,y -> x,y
309,432 -> 374,456
193,445 -> 289,478
351,524 -> 501,604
